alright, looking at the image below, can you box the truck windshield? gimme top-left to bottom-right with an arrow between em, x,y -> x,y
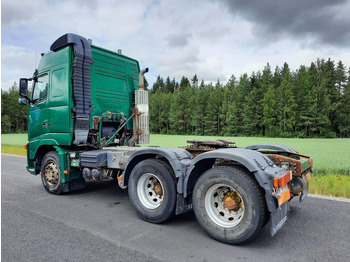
32,74 -> 48,103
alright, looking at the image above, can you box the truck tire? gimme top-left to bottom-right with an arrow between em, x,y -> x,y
192,166 -> 267,245
41,151 -> 63,195
128,159 -> 176,224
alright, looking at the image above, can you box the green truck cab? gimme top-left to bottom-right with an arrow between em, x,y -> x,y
19,33 -> 313,245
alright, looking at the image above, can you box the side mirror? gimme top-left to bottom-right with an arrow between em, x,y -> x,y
19,78 -> 28,97
18,97 -> 27,105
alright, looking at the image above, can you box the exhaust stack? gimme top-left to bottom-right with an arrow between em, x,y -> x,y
134,68 -> 150,144
139,68 -> 149,90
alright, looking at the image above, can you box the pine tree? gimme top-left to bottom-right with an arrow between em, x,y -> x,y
235,74 -> 251,135
152,75 -> 164,93
191,74 -> 199,89
337,69 -> 350,137
263,84 -> 277,136
261,63 -> 273,92
179,76 -> 190,92
309,61 -> 332,136
335,61 -> 347,94
221,77 -> 237,135
276,64 -> 297,136
273,66 -> 282,89
241,72 -> 263,136
1,82 -> 28,133
193,86 -> 210,135
204,82 -> 222,135
293,65 -> 316,137
164,76 -> 175,93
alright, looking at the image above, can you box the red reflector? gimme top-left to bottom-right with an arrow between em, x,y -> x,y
274,171 -> 292,188
278,171 -> 292,187
24,145 -> 27,150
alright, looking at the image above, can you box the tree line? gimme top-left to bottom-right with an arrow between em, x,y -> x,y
1,83 -> 28,133
150,59 -> 350,138
2,58 -> 350,138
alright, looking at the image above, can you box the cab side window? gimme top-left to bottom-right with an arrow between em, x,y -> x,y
32,74 -> 49,104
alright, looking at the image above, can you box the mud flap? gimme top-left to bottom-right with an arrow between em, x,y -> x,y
270,202 -> 289,236
62,178 -> 85,193
299,174 -> 309,202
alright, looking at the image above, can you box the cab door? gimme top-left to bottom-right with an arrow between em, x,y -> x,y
28,73 -> 50,140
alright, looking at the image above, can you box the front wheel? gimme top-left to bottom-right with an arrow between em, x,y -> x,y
41,151 -> 63,195
128,159 -> 176,223
192,166 -> 267,245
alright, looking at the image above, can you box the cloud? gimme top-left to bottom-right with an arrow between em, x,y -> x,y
1,1 -> 38,26
2,0 -> 350,91
166,34 -> 190,48
222,0 -> 350,47
1,45 -> 37,89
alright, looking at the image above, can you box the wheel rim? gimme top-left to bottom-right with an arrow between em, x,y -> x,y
44,160 -> 59,186
204,184 -> 245,228
137,173 -> 164,209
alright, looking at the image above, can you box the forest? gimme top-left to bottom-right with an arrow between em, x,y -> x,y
2,58 -> 350,138
150,59 -> 350,138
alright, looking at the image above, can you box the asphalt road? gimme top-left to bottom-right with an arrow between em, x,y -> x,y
2,154 -> 350,262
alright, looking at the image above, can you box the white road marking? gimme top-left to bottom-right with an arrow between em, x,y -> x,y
2,153 -> 26,158
308,194 -> 350,203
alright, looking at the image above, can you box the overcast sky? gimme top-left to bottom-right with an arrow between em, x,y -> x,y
2,0 -> 350,90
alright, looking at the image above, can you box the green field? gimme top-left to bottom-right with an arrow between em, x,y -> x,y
2,133 -> 350,174
2,133 -> 350,197
1,134 -> 28,156
145,135 -> 350,175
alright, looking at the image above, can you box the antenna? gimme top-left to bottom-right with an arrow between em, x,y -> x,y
35,49 -> 37,69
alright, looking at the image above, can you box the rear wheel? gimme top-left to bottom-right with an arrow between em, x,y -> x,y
41,151 -> 63,195
192,166 -> 267,245
128,159 -> 176,223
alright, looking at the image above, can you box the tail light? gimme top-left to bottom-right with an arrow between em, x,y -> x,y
273,171 -> 292,188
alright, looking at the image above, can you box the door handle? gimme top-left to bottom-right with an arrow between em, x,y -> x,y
42,123 -> 48,128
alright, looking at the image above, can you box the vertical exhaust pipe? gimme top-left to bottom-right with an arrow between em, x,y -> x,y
139,67 -> 149,90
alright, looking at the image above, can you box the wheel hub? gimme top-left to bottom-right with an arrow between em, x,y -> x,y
137,173 -> 164,209
153,182 -> 163,196
223,192 -> 241,210
44,162 -> 59,186
205,184 -> 245,228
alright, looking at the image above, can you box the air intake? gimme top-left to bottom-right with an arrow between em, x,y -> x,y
135,89 -> 150,144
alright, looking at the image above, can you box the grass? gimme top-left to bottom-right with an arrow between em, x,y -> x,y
145,134 -> 350,175
1,134 -> 27,156
310,174 -> 350,198
2,133 -> 350,197
1,145 -> 26,156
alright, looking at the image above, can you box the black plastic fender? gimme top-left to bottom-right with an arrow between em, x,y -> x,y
245,144 -> 298,153
122,147 -> 193,193
184,148 -> 285,213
